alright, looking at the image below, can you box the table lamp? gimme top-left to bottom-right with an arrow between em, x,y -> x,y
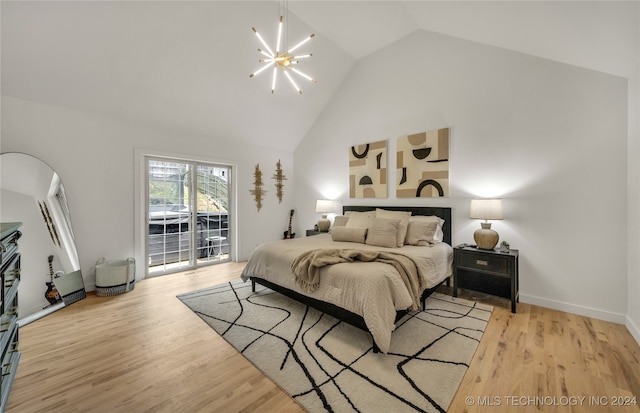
315,200 -> 333,232
469,199 -> 503,250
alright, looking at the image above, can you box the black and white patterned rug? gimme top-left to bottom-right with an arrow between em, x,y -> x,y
177,279 -> 492,413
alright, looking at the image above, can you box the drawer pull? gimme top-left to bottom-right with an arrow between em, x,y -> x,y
476,259 -> 488,266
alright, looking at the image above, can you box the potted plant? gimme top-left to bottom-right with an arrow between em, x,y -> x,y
500,241 -> 510,253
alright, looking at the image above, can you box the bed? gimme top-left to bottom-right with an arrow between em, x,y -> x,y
240,206 -> 453,353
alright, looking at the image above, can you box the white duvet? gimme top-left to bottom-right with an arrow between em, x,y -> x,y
240,233 -> 453,353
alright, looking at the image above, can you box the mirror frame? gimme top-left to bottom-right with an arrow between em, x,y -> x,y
1,152 -> 83,324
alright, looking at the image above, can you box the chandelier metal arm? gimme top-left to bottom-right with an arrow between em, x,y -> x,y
258,49 -> 273,59
252,27 -> 275,57
283,70 -> 301,94
249,62 -> 273,78
286,34 -> 314,55
288,66 -> 317,83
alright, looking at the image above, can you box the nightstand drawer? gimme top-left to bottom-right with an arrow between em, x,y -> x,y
458,251 -> 509,275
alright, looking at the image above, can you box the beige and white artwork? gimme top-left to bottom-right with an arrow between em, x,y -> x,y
349,140 -> 387,198
396,128 -> 450,198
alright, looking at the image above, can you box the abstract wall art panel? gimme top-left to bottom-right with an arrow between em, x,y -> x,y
272,159 -> 287,204
250,164 -> 265,211
396,127 -> 450,198
349,139 -> 387,198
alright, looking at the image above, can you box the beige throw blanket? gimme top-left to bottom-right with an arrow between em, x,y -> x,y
291,249 -> 426,310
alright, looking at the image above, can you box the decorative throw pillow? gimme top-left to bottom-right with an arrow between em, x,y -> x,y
365,217 -> 400,248
406,215 -> 445,244
405,220 -> 439,246
331,226 -> 367,243
345,211 -> 375,229
332,215 -> 350,228
376,208 -> 411,247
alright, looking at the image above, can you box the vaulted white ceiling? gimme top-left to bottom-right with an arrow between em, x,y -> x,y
290,1 -> 639,77
2,1 -> 638,151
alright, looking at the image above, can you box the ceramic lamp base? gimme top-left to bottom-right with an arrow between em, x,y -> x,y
317,215 -> 330,232
474,222 -> 499,250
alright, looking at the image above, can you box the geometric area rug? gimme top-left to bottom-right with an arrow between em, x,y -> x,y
177,279 -> 493,413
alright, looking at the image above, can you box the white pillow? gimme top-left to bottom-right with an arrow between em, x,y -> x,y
331,226 -> 367,243
405,220 -> 439,246
376,208 -> 411,247
365,217 -> 400,248
345,211 -> 375,229
332,215 -> 350,227
406,215 -> 445,243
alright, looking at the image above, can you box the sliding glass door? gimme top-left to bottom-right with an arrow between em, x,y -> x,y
146,157 -> 231,276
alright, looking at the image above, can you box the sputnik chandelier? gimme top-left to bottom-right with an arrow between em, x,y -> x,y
249,3 -> 316,94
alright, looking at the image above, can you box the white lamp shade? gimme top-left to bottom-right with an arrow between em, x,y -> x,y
315,199 -> 334,214
470,199 -> 504,220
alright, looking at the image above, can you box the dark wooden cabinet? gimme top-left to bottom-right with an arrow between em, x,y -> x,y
305,229 -> 327,237
0,222 -> 21,412
453,246 -> 519,313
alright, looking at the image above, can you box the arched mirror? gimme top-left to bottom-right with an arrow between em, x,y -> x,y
0,152 -> 84,324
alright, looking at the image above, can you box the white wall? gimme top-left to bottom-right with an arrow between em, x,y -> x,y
294,30 -> 629,323
628,65 -> 640,342
1,96 -> 294,318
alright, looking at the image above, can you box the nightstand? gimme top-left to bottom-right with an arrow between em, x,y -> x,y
453,246 -> 519,313
306,229 -> 328,237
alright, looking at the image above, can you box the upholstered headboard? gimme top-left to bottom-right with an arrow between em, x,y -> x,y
342,205 -> 452,246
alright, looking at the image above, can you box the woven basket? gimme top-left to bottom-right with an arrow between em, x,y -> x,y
95,257 -> 136,297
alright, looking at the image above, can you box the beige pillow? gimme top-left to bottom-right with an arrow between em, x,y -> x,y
405,220 -> 439,246
331,226 -> 367,243
376,208 -> 411,247
333,215 -> 349,227
345,211 -> 375,229
365,217 -> 400,248
406,215 -> 445,243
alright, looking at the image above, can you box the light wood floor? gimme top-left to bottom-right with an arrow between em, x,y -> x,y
7,261 -> 640,413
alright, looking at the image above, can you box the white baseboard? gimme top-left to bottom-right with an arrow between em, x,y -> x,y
519,293 -> 627,324
626,316 -> 640,345
18,301 -> 65,327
